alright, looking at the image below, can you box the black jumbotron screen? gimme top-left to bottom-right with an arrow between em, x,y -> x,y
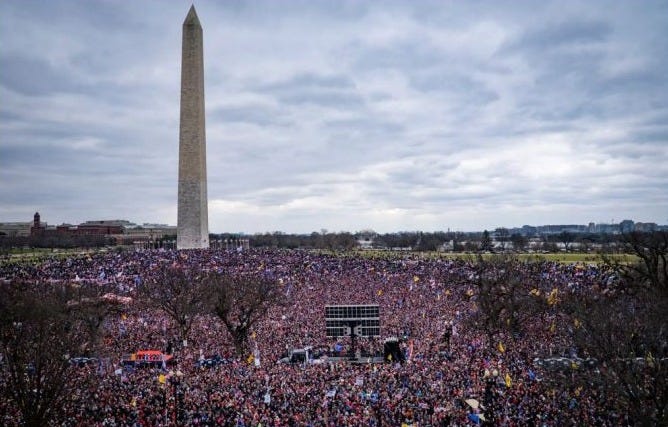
325,304 -> 380,337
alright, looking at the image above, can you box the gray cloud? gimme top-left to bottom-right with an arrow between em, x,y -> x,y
212,105 -> 289,127
503,20 -> 613,53
1,0 -> 667,232
256,73 -> 364,108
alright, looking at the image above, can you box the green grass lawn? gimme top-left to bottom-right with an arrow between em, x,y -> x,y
2,247 -> 638,266
515,252 -> 636,264
351,250 -> 638,264
0,247 -> 111,265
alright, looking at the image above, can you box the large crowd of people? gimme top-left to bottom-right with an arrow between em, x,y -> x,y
0,248 -> 642,426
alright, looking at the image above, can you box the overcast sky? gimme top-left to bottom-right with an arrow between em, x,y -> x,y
1,0 -> 667,233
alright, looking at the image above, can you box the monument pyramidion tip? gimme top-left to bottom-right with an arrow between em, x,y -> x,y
184,5 -> 201,27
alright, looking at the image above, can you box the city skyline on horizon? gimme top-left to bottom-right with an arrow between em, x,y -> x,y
1,1 -> 667,233
2,211 -> 664,235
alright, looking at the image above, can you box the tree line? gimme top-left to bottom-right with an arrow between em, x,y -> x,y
244,229 -> 650,252
2,228 -> 653,253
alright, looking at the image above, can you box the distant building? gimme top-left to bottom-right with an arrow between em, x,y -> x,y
619,219 -> 635,233
0,220 -> 32,237
634,222 -> 657,232
30,212 -> 46,235
439,240 -> 455,252
122,223 -> 177,243
69,220 -> 128,236
356,237 -> 374,250
535,224 -> 587,235
520,225 -> 537,236
9,213 -> 176,245
595,223 -> 620,234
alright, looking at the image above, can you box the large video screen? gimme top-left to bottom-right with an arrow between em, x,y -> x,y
325,304 -> 380,337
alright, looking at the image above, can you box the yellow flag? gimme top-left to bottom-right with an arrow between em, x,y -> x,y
575,386 -> 583,397
413,276 -> 420,283
247,354 -> 255,364
547,288 -> 559,306
574,318 -> 582,329
646,352 -> 656,367
251,331 -> 256,339
158,374 -> 166,384
530,288 -> 541,297
377,289 -> 383,296
505,373 -> 512,388
550,321 -> 556,333
497,341 -> 505,354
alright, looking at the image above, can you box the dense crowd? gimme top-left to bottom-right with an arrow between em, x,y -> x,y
0,248 -> 638,426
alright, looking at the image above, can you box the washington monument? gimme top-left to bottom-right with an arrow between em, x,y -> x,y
177,5 -> 209,249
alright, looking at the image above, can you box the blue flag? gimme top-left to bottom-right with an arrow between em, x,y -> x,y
468,413 -> 481,424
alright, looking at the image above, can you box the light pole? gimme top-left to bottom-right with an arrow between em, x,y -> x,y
171,370 -> 184,424
483,369 -> 499,425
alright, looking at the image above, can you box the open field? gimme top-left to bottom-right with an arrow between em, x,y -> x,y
0,247 -> 112,264
2,247 -> 639,266
351,250 -> 639,264
439,252 -> 637,264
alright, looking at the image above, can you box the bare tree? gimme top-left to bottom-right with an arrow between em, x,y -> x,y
557,231 -> 575,252
579,236 -> 594,253
613,231 -> 668,294
547,231 -> 668,425
0,281 -> 93,426
138,266 -> 209,344
66,282 -> 125,355
467,255 -> 544,344
495,228 -> 510,252
560,287 -> 667,425
207,272 -> 285,356
509,233 -> 526,252
480,230 -> 493,252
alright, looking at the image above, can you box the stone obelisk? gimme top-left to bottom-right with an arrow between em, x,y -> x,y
177,5 -> 209,249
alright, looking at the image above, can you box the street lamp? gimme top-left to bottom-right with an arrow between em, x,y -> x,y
170,370 -> 185,424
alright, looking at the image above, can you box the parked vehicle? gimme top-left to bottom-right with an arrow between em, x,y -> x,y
121,350 -> 173,367
195,354 -> 229,368
69,357 -> 98,367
